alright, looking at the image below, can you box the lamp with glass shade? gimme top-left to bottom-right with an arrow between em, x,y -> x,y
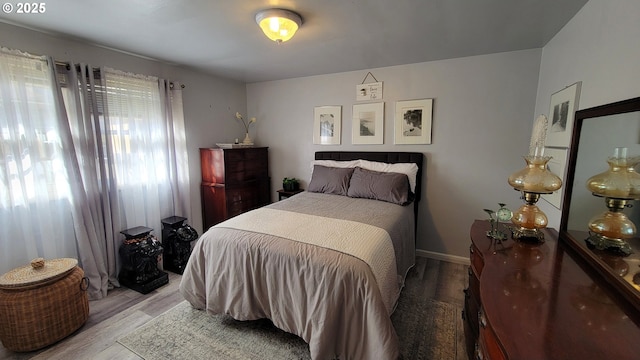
508,147 -> 562,241
507,115 -> 562,242
585,147 -> 640,256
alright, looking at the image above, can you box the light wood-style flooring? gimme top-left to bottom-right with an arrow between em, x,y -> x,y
0,257 -> 468,360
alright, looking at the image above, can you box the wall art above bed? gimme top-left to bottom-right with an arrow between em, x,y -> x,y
352,102 -> 384,144
313,105 -> 342,145
394,99 -> 433,145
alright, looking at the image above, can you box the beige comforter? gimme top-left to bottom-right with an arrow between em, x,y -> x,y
179,192 -> 415,360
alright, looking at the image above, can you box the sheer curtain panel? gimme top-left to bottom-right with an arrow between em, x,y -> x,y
102,68 -> 190,247
56,63 -> 114,298
0,49 -> 79,274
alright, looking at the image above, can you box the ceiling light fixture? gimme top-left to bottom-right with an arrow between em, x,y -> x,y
255,8 -> 302,44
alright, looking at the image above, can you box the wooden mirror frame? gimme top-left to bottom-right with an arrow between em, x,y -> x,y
559,96 -> 640,311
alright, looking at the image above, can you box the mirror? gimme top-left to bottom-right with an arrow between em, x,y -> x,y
560,96 -> 640,310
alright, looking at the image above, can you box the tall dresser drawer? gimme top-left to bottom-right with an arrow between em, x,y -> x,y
226,186 -> 260,217
224,150 -> 268,182
200,147 -> 270,230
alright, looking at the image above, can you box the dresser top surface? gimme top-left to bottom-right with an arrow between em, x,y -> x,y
201,146 -> 268,151
471,219 -> 640,359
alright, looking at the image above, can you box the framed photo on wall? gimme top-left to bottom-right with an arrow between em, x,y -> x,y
352,102 -> 384,144
313,106 -> 341,145
545,82 -> 581,148
394,99 -> 433,144
542,147 -> 569,209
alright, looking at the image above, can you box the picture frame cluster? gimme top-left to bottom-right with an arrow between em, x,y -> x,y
313,98 -> 433,145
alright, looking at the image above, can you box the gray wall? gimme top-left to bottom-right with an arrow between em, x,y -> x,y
247,50 -> 542,260
533,0 -> 640,229
0,22 -> 248,233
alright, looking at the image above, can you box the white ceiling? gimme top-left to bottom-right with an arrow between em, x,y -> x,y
0,0 -> 588,83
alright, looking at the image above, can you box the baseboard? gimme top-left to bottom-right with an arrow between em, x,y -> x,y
416,249 -> 470,265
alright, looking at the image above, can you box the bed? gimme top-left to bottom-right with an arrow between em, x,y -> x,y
180,151 -> 424,359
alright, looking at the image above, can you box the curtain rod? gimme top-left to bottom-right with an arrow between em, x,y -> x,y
53,60 -> 186,89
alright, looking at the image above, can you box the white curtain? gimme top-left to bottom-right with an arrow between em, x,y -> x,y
0,48 -> 191,300
102,68 -> 173,235
0,49 -> 79,273
57,63 -> 115,298
158,79 -> 190,220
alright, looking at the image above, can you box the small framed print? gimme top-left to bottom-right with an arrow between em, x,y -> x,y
394,99 -> 433,144
313,106 -> 341,145
352,102 -> 384,144
542,147 -> 568,209
546,82 -> 581,148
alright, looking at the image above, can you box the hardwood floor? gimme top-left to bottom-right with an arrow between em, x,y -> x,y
0,257 -> 468,360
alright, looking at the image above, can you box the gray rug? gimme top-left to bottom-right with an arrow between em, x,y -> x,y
118,289 -> 457,360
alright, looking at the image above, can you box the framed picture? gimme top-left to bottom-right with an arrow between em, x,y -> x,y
545,82 -> 581,148
394,99 -> 433,144
313,106 -> 341,145
542,147 -> 569,209
352,102 -> 384,144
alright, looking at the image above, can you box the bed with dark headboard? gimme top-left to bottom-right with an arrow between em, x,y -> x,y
315,150 -> 424,228
181,151 -> 424,359
314,151 -> 423,198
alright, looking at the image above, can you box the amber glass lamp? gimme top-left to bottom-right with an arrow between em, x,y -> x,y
508,148 -> 562,242
585,147 -> 640,256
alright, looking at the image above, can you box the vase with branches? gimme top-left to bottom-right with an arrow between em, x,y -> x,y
235,112 -> 257,144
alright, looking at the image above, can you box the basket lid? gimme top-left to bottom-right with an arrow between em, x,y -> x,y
0,258 -> 77,289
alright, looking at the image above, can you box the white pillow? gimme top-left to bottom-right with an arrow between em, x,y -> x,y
358,159 -> 419,193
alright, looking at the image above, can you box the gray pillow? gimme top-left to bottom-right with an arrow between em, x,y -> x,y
347,167 -> 412,205
307,165 -> 355,196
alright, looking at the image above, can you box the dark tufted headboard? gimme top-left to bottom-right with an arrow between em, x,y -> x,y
314,151 -> 424,227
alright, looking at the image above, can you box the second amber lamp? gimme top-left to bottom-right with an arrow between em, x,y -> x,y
585,147 -> 640,255
508,150 -> 562,241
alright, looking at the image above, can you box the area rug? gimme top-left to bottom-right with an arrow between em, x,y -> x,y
118,293 -> 457,360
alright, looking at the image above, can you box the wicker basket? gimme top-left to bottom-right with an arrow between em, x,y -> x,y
0,258 -> 89,352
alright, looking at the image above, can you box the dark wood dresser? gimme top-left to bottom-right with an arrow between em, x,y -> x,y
200,147 -> 270,231
464,220 -> 640,360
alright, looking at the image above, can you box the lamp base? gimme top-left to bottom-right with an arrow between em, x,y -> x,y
585,232 -> 632,256
511,227 -> 545,243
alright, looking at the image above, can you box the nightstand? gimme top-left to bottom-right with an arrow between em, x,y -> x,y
277,189 -> 304,200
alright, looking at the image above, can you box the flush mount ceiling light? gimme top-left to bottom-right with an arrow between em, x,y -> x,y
255,8 -> 302,43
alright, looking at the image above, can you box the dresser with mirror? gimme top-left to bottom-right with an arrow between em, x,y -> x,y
464,97 -> 640,360
560,96 -> 640,312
